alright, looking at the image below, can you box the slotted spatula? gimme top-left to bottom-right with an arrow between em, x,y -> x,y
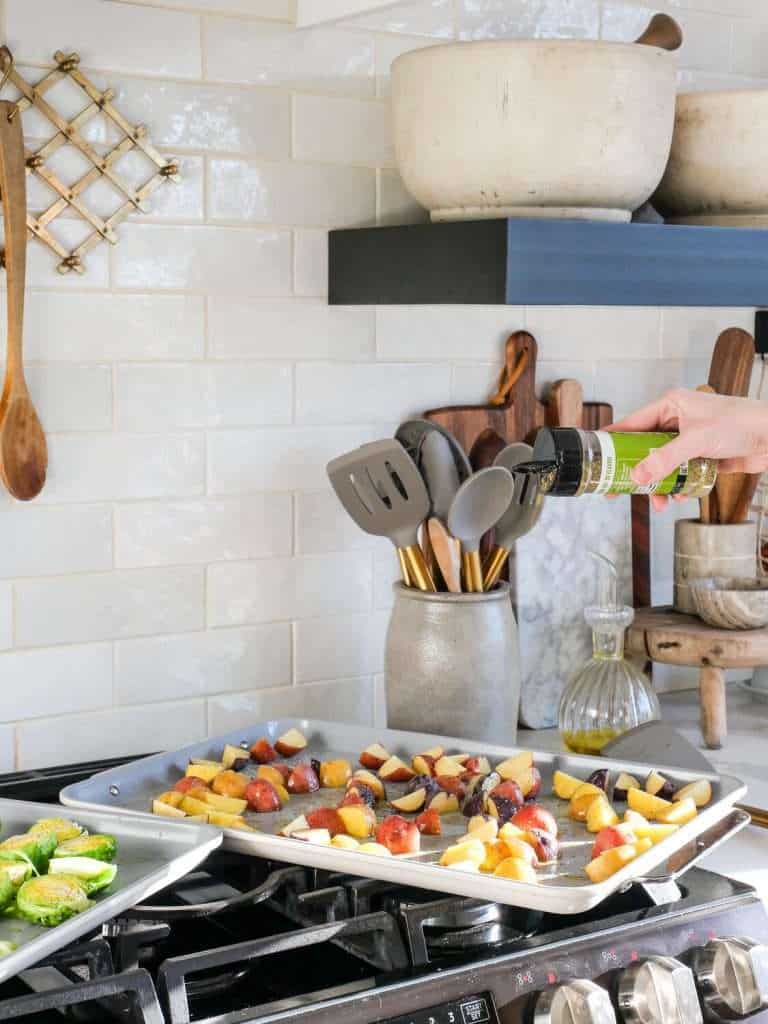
327,439 -> 436,592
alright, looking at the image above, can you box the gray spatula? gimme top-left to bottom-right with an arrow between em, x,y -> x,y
327,439 -> 436,592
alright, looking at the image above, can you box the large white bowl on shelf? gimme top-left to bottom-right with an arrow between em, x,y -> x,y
654,90 -> 768,227
391,39 -> 677,224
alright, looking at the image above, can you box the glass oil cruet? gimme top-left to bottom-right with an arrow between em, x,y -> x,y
558,550 -> 660,755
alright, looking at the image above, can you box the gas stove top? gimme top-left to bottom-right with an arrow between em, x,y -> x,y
0,756 -> 765,1024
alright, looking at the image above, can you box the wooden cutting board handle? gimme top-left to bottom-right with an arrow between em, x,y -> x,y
547,379 -> 584,427
707,327 -> 755,524
635,13 -> 683,51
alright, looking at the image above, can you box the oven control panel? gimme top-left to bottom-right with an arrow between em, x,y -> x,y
378,992 -> 499,1024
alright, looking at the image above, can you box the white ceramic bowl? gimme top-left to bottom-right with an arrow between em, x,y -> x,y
654,90 -> 768,227
391,40 -> 677,224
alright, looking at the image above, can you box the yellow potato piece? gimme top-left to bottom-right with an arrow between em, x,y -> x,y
440,840 -> 485,867
656,797 -> 698,825
584,843 -> 640,883
673,779 -> 712,808
358,842 -> 392,857
185,763 -> 222,783
627,787 -> 672,821
586,795 -> 619,833
493,857 -> 538,883
331,835 -> 360,850
553,770 -> 583,800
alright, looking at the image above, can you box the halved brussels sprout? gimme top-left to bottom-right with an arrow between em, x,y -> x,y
0,871 -> 14,911
0,861 -> 31,889
16,875 -> 90,927
29,818 -> 84,844
53,834 -> 117,863
0,941 -> 16,957
0,832 -> 56,872
48,857 -> 118,895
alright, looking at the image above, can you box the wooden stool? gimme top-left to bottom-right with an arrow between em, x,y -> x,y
626,607 -> 768,750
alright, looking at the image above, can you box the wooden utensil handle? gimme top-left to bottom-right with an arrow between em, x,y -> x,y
635,13 -> 683,51
0,101 -> 26,382
483,545 -> 510,591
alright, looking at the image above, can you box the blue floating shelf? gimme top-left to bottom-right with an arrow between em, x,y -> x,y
328,218 -> 768,307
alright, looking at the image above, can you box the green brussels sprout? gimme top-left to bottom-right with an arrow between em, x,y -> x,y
0,861 -> 31,889
48,857 -> 117,895
53,834 -> 117,863
0,832 -> 56,872
29,818 -> 84,844
0,941 -> 16,957
16,875 -> 90,927
0,870 -> 14,911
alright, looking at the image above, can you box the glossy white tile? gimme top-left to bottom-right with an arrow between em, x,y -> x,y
205,18 -> 375,95
113,225 -> 292,295
0,504 -> 112,578
457,0 -> 599,40
208,299 -> 375,361
661,308 -> 756,359
378,169 -> 428,225
731,16 -> 768,77
374,33 -> 443,96
294,95 -> 394,165
594,359 -> 686,421
115,495 -> 292,567
17,701 -> 207,769
121,0 -> 292,20
208,159 -> 376,228
105,77 -> 291,157
602,3 -> 732,72
7,0 -> 202,78
0,586 -> 12,652
374,546 -> 400,609
115,624 -> 291,705
376,306 -> 525,361
294,230 -> 329,296
207,677 -> 376,733
449,360 -> 596,405
15,567 -> 205,647
24,365 -> 112,433
0,644 -> 112,722
26,221 -> 109,289
39,435 -> 205,503
296,490 -> 387,553
295,611 -> 388,682
525,306 -> 661,361
23,294 -> 205,362
116,364 -> 292,430
208,425 -> 377,493
0,729 -> 14,772
207,552 -> 373,625
347,0 -> 454,37
295,361 -> 451,424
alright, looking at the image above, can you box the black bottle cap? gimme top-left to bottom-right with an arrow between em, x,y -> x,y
532,427 -> 584,496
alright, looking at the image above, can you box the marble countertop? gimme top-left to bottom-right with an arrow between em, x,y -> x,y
521,682 -> 768,902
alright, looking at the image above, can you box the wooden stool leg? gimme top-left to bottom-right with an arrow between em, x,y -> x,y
699,666 -> 727,749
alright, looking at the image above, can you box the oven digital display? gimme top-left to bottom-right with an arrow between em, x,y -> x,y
377,992 -> 498,1024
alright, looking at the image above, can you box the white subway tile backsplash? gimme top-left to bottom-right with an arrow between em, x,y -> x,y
373,672 -> 387,728
449,360 -> 596,405
731,17 -> 768,78
0,505 -> 112,579
378,169 -> 428,225
115,495 -> 292,567
294,230 -> 329,296
23,294 -> 205,362
116,624 -> 291,705
374,34 -> 444,96
295,611 -> 388,682
457,0 -> 599,40
106,79 -> 290,158
295,361 -> 451,423
347,0 -> 454,36
525,307 -> 661,362
209,159 -> 376,228
660,308 -> 755,360
17,701 -> 206,769
118,0 -> 293,21
0,730 -> 14,773
208,299 -> 375,361
116,363 -> 292,430
602,3 -> 732,73
207,677 -> 376,733
374,546 -> 400,609
27,222 -> 109,289
131,155 -> 205,223
294,95 -> 394,166
25,365 -> 112,433
208,426 -> 377,493
113,225 -> 292,295
594,359 -> 686,421
296,490 -> 385,553
376,306 -> 525,361
7,0 -> 202,78
0,644 -> 112,722
0,586 -> 12,652
205,19 -> 375,95
15,567 -> 205,647
41,435 -> 204,504
207,552 -> 373,626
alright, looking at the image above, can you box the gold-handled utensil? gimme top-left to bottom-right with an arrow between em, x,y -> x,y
327,439 -> 436,592
448,467 -> 515,593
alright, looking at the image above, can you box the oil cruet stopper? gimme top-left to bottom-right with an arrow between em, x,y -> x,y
558,550 -> 660,755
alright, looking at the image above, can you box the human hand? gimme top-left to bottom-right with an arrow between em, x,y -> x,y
608,388 -> 768,511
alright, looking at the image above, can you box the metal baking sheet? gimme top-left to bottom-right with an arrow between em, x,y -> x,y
0,798 -> 221,983
60,719 -> 746,915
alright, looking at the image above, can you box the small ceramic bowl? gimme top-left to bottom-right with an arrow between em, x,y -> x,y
690,576 -> 768,630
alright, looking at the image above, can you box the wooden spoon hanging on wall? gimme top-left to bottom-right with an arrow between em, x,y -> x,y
0,101 -> 47,500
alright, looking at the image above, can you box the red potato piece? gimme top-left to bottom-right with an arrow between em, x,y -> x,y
415,808 -> 442,835
592,826 -> 636,860
245,778 -> 282,813
350,770 -> 386,802
411,754 -> 436,776
306,808 -> 346,837
523,829 -> 560,863
359,743 -> 390,770
490,780 -> 524,805
511,803 -> 558,837
274,728 -> 308,757
287,763 -> 320,795
250,738 -> 278,764
342,783 -> 377,808
174,776 -> 209,794
378,756 -> 415,783
463,756 -> 491,776
436,775 -> 467,799
376,815 -> 421,855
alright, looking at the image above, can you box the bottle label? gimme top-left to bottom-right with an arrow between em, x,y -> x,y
592,432 -> 683,495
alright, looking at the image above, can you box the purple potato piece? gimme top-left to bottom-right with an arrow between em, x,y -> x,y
486,795 -> 521,825
346,782 -> 377,807
406,774 -> 440,801
527,829 -> 559,864
462,791 -> 486,819
479,772 -> 501,798
231,757 -> 250,773
310,758 -> 322,778
586,769 -> 610,794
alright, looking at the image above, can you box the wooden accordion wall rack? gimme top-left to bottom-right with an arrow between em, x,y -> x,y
0,45 -> 180,274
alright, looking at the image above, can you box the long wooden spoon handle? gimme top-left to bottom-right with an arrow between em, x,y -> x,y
635,13 -> 683,51
0,102 -> 27,382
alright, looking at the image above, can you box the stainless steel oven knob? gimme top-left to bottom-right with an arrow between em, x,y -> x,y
691,937 -> 768,1019
534,980 -> 616,1024
617,955 -> 703,1024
